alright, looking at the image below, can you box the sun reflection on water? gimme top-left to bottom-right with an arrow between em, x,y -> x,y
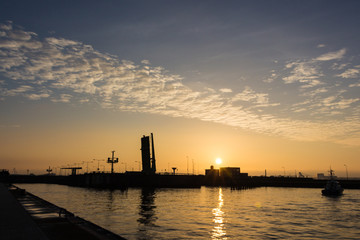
212,188 -> 227,239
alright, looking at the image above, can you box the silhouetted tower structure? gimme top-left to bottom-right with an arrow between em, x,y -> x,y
107,150 -> 119,174
141,133 -> 156,174
61,167 -> 82,175
46,166 -> 53,175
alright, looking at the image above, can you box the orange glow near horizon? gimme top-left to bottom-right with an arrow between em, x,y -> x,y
0,107 -> 360,177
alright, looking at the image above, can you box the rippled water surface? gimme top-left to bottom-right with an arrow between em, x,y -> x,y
17,184 -> 360,239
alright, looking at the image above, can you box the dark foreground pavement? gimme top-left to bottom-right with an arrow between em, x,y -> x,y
0,183 -> 125,240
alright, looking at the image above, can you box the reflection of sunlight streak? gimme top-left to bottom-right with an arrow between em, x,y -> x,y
212,188 -> 227,239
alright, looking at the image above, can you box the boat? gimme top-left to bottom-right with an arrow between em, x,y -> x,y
322,169 -> 343,196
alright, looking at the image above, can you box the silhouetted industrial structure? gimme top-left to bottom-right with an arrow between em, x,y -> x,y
205,165 -> 248,186
107,151 -> 119,174
5,133 -> 360,190
220,167 -> 248,178
60,167 -> 82,176
141,133 -> 156,175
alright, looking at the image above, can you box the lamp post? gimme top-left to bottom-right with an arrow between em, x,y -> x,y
93,159 -> 104,172
82,161 -> 93,173
344,164 -> 348,180
100,165 -> 105,172
282,167 -> 285,176
121,162 -> 127,172
135,161 -> 140,171
187,156 -> 189,175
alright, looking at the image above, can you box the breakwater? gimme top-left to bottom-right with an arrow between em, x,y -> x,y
3,172 -> 360,189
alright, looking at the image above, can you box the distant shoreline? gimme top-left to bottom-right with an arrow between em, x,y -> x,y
3,173 -> 360,189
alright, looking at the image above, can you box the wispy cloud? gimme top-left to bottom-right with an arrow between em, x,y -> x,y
219,88 -> 232,93
231,86 -> 277,107
26,92 -> 50,100
1,22 -> 360,146
349,82 -> 360,88
283,61 -> 323,88
314,48 -> 346,61
282,49 -> 348,89
337,65 -> 360,79
51,94 -> 72,103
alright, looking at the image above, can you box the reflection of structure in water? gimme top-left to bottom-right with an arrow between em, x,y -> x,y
138,188 -> 157,226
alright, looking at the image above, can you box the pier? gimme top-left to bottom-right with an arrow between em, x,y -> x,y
0,183 -> 125,240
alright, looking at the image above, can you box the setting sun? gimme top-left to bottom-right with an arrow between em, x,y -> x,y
216,158 -> 222,165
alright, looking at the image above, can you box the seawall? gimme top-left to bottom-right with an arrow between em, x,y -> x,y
4,173 -> 360,189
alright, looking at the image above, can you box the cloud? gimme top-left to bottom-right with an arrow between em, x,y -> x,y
26,93 -> 50,100
219,88 -> 232,93
1,22 -> 360,146
51,94 -> 72,103
331,63 -> 348,70
314,48 -> 346,61
232,86 -> 272,105
3,85 -> 33,96
291,88 -> 359,117
317,44 -> 326,48
337,66 -> 360,79
281,48 -> 356,91
320,95 -> 359,110
264,70 -> 277,83
349,82 -> 360,88
283,61 -> 323,88
300,87 -> 328,97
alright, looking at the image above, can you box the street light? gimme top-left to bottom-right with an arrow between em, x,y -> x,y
135,161 -> 141,171
82,161 -> 93,173
93,159 -> 104,172
120,162 -> 127,172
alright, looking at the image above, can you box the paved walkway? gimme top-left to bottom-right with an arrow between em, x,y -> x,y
0,183 -> 48,240
1,183 -> 125,240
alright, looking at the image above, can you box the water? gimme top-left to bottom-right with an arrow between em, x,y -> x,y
16,184 -> 360,239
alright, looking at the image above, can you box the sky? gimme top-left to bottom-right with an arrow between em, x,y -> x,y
1,0 -> 360,177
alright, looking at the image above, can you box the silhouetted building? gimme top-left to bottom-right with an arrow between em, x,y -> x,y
205,165 -> 219,177
141,133 -> 156,175
205,165 -> 249,186
220,167 -> 248,178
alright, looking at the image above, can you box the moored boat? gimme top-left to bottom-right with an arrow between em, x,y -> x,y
322,169 -> 343,196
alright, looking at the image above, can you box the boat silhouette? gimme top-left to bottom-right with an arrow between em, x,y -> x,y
322,168 -> 343,196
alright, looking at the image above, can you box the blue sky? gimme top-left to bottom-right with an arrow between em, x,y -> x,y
1,1 -> 360,174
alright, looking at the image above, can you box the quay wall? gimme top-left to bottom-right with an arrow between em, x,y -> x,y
3,173 -> 360,189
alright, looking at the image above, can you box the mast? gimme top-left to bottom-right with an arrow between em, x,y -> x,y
151,133 -> 156,173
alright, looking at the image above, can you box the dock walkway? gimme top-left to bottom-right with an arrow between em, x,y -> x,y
0,183 -> 48,240
0,183 -> 125,240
